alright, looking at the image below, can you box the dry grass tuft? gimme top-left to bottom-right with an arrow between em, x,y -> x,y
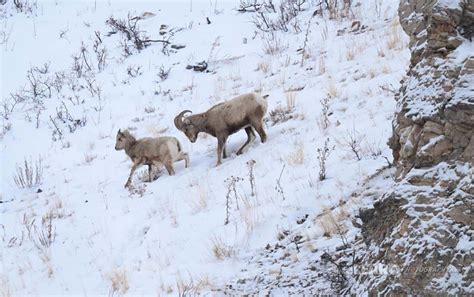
377,46 -> 385,57
42,197 -> 65,222
386,18 -> 403,51
84,153 -> 97,164
262,32 -> 288,56
238,194 -> 259,233
368,68 -> 377,78
176,273 -> 213,297
0,276 -> 12,297
382,64 -> 391,74
318,55 -> 326,75
169,206 -> 179,228
267,106 -> 294,125
188,185 -> 208,214
210,236 -> 235,260
13,156 -> 43,189
317,207 -> 348,237
257,60 -> 271,74
325,80 -> 338,98
267,91 -> 299,126
108,268 -> 129,296
346,44 -> 355,61
285,91 -> 297,111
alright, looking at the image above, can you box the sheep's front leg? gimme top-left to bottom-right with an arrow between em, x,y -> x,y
125,160 -> 141,188
223,144 -> 228,159
237,127 -> 256,155
216,135 -> 228,166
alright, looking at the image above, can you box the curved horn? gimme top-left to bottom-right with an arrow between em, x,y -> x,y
174,110 -> 192,130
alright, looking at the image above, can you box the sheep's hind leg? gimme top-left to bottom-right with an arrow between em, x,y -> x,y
183,153 -> 190,168
237,127 -> 256,155
216,135 -> 228,166
175,153 -> 190,168
223,144 -> 228,159
252,120 -> 267,143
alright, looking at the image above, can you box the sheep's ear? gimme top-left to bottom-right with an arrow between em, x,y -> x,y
118,129 -> 122,135
184,118 -> 191,125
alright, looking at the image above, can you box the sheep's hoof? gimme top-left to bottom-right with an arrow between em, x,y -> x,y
236,150 -> 243,155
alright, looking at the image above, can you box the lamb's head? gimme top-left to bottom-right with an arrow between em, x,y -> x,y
115,129 -> 133,150
174,110 -> 199,143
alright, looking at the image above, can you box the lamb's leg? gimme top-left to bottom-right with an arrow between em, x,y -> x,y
148,164 -> 153,182
164,161 -> 175,176
183,153 -> 190,168
125,160 -> 141,188
216,135 -> 228,166
175,152 -> 190,168
237,127 -> 256,155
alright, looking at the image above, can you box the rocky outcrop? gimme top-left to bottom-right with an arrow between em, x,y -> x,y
388,0 -> 474,177
354,162 -> 473,295
354,0 -> 474,295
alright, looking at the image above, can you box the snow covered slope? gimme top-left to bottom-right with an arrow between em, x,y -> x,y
1,0 -> 409,294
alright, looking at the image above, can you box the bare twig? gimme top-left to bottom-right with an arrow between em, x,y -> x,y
247,159 -> 257,197
317,138 -> 334,181
321,251 -> 348,282
320,96 -> 331,129
275,164 -> 286,200
224,176 -> 244,225
300,14 -> 314,67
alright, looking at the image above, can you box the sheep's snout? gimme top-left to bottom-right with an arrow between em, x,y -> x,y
186,133 -> 197,143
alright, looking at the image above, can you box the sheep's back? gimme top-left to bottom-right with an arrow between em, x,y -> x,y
208,93 -> 266,126
132,137 -> 175,160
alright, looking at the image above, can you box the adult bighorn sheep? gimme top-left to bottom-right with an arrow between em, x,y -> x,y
174,92 -> 268,166
115,129 -> 189,188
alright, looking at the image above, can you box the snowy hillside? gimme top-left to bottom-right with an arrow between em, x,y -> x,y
1,0 -> 410,295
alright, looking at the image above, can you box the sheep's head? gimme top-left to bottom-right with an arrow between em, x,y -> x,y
115,129 -> 130,150
174,110 -> 199,143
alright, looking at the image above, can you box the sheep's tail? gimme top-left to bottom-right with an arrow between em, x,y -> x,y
262,94 -> 270,99
176,139 -> 182,152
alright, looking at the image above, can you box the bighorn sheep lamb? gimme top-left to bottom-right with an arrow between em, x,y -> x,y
115,129 -> 189,188
174,92 -> 268,166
